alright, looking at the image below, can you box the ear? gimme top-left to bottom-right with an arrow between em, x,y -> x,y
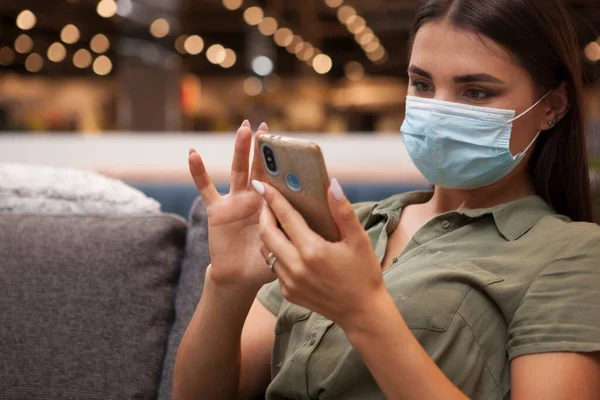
540,82 -> 569,131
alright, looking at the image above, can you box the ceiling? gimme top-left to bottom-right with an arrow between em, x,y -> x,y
0,0 -> 599,81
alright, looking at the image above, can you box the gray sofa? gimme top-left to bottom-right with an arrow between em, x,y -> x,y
0,195 -> 211,400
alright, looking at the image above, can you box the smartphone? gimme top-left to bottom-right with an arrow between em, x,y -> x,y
257,134 -> 340,242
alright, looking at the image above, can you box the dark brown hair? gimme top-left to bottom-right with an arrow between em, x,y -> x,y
411,0 -> 595,223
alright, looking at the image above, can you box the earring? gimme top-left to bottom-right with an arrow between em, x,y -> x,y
548,119 -> 559,127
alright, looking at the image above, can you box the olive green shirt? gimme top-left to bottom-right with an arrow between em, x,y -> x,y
257,191 -> 600,399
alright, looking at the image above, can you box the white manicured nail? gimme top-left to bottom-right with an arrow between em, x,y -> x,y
251,180 -> 265,195
330,178 -> 344,201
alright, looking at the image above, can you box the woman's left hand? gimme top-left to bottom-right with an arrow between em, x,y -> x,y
251,178 -> 387,331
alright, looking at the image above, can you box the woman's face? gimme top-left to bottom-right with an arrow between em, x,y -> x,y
408,20 -> 549,157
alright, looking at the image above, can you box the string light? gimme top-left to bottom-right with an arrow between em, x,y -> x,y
61,24 -> 80,44
25,53 -> 43,72
345,61 -> 364,81
220,48 -> 237,68
16,10 -> 36,30
47,42 -> 67,62
258,17 -> 278,36
225,3 -> 333,75
73,49 -> 92,68
325,0 -> 344,7
313,54 -> 332,74
90,34 -> 110,54
97,0 -> 117,18
222,0 -> 243,11
150,18 -> 170,38
326,0 -> 387,65
251,56 -> 274,76
337,5 -> 356,24
274,28 -> 293,47
175,35 -> 188,54
584,41 -> 600,62
14,34 -> 33,54
243,77 -> 262,96
206,44 -> 226,64
184,35 -> 204,55
243,6 -> 264,26
0,47 -> 15,66
93,55 -> 113,75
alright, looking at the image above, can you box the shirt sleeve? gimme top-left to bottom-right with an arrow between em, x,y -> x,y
507,226 -> 600,360
257,280 -> 284,316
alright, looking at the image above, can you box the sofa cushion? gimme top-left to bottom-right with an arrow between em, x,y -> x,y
158,196 -> 211,400
0,213 -> 186,400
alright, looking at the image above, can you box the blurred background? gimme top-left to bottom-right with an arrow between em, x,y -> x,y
0,0 -> 599,216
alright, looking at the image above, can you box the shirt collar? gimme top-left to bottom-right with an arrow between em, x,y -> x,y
371,191 -> 556,241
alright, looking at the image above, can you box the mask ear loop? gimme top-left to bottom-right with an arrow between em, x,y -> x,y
508,91 -> 552,123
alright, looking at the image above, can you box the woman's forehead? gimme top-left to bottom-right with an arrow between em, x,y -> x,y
409,20 -> 521,80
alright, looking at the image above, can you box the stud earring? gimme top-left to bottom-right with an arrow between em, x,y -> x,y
548,119 -> 559,127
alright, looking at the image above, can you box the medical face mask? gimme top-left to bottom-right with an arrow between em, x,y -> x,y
400,93 -> 549,189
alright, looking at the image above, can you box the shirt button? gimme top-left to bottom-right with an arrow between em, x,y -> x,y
309,335 -> 316,345
441,220 -> 451,229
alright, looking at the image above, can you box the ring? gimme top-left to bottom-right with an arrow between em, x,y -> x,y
266,252 -> 277,273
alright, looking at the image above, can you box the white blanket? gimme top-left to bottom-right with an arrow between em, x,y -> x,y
0,163 -> 161,214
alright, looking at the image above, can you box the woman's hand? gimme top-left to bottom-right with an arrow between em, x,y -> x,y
189,121 -> 276,292
251,178 -> 387,330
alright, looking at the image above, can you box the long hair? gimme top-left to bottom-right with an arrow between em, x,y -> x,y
411,0 -> 595,223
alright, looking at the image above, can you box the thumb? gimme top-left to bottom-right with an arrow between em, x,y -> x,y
328,178 -> 363,242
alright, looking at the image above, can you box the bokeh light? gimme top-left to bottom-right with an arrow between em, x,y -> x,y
97,0 -> 117,18
222,0 -> 243,11
0,47 -> 15,66
243,6 -> 264,26
61,24 -> 80,44
243,76 -> 263,96
73,49 -> 92,68
206,44 -> 227,64
93,55 -> 113,75
184,35 -> 205,55
47,42 -> 67,62
345,61 -> 364,81
25,53 -> 44,73
14,34 -> 33,54
150,19 -> 170,38
313,54 -> 333,74
90,34 -> 110,54
258,17 -> 278,36
16,10 -> 37,30
220,48 -> 237,68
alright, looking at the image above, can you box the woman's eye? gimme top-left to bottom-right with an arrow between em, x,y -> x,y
412,81 -> 433,92
465,89 -> 493,100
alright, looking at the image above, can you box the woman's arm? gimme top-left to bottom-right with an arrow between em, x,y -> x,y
172,271 -> 275,400
344,288 -> 600,400
343,288 -> 468,400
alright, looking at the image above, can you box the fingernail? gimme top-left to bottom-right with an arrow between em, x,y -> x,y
259,122 -> 268,131
242,120 -> 251,128
189,148 -> 196,155
251,180 -> 265,195
330,178 -> 345,201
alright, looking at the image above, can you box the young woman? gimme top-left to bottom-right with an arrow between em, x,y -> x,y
174,0 -> 600,398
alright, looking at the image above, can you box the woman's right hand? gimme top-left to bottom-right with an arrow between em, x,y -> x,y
189,120 -> 275,291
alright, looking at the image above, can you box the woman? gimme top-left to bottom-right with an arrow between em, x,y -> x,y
173,0 -> 600,398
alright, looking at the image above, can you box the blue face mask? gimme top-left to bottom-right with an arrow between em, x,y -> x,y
401,93 -> 549,189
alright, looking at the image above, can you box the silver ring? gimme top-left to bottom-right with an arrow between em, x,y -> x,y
266,253 -> 277,273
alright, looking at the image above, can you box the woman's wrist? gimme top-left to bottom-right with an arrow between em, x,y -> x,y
340,286 -> 401,343
204,264 -> 262,305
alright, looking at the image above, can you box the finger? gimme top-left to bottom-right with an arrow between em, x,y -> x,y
328,178 -> 365,243
189,149 -> 220,206
230,120 -> 253,193
259,203 -> 300,272
252,180 -> 320,249
250,122 -> 269,183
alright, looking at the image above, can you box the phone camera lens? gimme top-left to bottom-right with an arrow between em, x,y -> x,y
262,144 -> 278,174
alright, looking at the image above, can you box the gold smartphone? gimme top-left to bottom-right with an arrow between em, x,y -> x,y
257,134 -> 340,242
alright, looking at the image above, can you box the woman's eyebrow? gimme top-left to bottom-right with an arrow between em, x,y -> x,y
453,74 -> 505,84
407,65 -> 433,79
408,65 -> 505,85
